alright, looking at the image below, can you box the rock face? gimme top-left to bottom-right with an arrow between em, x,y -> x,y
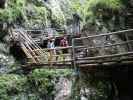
0,43 -> 15,73
0,0 -> 6,8
55,77 -> 72,100
125,0 -> 133,29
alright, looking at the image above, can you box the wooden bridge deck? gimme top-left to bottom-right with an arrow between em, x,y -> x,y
11,29 -> 133,69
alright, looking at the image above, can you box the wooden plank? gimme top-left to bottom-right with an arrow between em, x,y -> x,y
24,43 -> 41,62
27,59 -> 73,64
79,61 -> 133,68
32,46 -> 72,52
23,63 -> 72,69
13,28 -> 65,32
76,57 -> 133,64
77,52 -> 133,60
27,53 -> 71,59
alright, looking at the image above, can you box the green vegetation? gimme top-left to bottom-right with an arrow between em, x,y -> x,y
28,69 -> 72,96
25,4 -> 49,28
89,0 -> 123,10
0,0 -> 130,99
0,70 -> 112,100
70,0 -> 124,28
0,0 -> 26,23
0,74 -> 26,99
71,73 -> 112,100
0,0 -> 124,29
0,69 -> 73,99
0,0 -> 49,28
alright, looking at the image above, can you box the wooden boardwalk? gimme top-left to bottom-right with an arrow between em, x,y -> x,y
10,29 -> 133,69
72,29 -> 133,69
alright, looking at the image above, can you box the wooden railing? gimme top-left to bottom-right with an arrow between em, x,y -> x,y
19,29 -> 133,69
25,46 -> 73,67
72,29 -> 133,68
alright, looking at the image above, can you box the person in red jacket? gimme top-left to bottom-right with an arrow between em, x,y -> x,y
60,36 -> 69,53
60,36 -> 69,61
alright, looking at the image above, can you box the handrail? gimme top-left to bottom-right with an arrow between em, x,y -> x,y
27,59 -> 73,64
12,28 -> 65,32
74,40 -> 133,49
77,52 -> 133,60
76,57 -> 133,64
14,28 -> 133,68
32,46 -> 72,52
27,54 -> 71,58
74,29 -> 133,40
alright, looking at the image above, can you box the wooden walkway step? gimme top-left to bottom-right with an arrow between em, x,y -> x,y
10,29 -> 133,70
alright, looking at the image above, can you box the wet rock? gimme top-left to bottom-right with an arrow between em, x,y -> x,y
55,77 -> 72,100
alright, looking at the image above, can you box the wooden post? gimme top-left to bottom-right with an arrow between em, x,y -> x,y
125,32 -> 132,51
72,38 -> 76,69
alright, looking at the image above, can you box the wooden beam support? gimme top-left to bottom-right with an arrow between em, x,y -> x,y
21,43 -> 36,63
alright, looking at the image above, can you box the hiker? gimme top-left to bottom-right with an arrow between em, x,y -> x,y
60,36 -> 69,60
60,36 -> 69,53
47,38 -> 56,62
